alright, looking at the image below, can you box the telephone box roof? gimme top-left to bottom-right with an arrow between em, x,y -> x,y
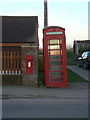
43,26 -> 65,30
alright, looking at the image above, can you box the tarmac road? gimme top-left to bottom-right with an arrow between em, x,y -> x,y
67,65 -> 90,81
2,98 -> 88,118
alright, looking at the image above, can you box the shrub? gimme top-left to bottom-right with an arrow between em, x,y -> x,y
38,55 -> 44,71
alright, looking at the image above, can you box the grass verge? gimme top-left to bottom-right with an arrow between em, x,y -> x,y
67,68 -> 87,82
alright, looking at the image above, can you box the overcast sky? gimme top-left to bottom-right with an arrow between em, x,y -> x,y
0,0 -> 89,48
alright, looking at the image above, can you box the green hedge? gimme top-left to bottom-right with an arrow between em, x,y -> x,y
38,55 -> 44,71
66,50 -> 77,65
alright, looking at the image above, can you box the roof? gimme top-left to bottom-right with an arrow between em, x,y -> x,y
74,40 -> 90,43
2,16 -> 38,43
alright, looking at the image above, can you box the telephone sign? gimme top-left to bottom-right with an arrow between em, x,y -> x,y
46,32 -> 63,35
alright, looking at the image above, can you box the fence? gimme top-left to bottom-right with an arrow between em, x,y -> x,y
0,51 -> 21,74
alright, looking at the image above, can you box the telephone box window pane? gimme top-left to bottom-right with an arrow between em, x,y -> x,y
50,40 -> 59,44
49,45 -> 60,50
61,50 -> 62,55
48,46 -> 50,49
48,40 -> 50,44
51,66 -> 60,71
49,76 -> 63,82
51,61 -> 60,65
50,72 -> 60,76
51,77 -> 62,80
50,50 -> 60,55
60,40 -> 62,44
50,56 -> 60,60
51,66 -> 62,71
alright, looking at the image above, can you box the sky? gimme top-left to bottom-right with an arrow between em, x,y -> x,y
0,0 -> 89,48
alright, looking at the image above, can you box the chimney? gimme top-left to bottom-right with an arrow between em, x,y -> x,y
44,0 -> 48,28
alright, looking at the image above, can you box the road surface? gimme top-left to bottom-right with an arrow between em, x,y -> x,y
2,98 -> 88,118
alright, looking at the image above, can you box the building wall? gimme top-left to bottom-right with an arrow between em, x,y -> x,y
2,75 -> 22,85
21,46 -> 38,87
1,43 -> 39,87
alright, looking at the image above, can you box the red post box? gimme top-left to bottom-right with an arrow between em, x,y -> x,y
26,55 -> 33,74
43,26 -> 67,87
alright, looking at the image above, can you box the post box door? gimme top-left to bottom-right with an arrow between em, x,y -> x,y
26,56 -> 33,74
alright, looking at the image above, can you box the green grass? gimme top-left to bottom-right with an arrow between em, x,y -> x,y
38,68 -> 87,87
67,68 -> 87,82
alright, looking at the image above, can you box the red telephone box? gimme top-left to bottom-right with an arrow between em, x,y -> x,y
26,55 -> 33,74
43,26 -> 67,87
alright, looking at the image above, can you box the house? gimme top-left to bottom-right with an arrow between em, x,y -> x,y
0,16 -> 39,87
